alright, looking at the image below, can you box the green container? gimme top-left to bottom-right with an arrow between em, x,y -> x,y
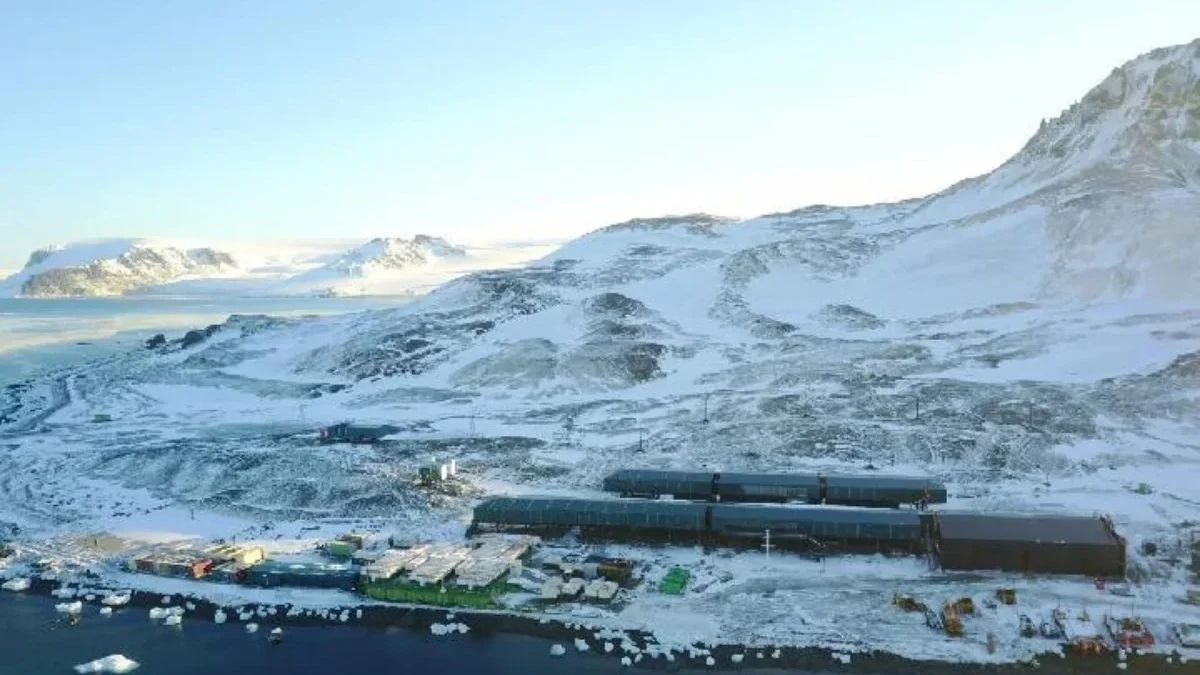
658,567 -> 690,595
363,578 -> 503,609
324,541 -> 356,559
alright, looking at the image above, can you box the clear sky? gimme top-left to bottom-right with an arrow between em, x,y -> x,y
1,1 -> 1197,270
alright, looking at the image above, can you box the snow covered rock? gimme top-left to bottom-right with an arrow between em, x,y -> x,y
163,614 -> 182,627
148,608 -> 168,620
549,644 -> 566,657
620,657 -> 632,667
56,601 -> 83,615
731,654 -> 744,664
246,623 -> 259,633
214,610 -> 227,624
705,656 -> 716,667
99,607 -> 113,617
574,638 -> 590,652
72,654 -> 140,674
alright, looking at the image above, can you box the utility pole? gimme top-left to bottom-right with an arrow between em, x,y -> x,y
638,430 -> 644,453
703,393 -> 710,424
762,529 -> 772,561
914,395 -> 920,422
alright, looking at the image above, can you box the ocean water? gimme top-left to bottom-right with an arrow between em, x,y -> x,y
0,296 -> 408,383
2,593 -> 816,675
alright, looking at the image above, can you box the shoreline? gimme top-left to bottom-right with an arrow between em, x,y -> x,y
10,577 -> 1196,674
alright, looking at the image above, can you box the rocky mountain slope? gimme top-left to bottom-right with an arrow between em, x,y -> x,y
2,41 -> 1199,570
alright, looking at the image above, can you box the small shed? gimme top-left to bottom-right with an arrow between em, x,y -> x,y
936,512 -> 1125,577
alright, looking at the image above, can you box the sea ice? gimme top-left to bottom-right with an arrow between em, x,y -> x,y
1,578 -> 30,592
101,592 -> 130,607
56,601 -> 83,615
72,654 -> 140,674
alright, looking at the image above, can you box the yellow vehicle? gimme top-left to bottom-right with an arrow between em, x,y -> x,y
942,602 -> 964,637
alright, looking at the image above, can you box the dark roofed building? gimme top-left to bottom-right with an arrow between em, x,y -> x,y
472,496 -> 708,541
711,504 -> 923,548
823,474 -> 947,507
601,470 -> 714,500
936,512 -> 1125,577
319,422 -> 397,444
716,473 -> 821,503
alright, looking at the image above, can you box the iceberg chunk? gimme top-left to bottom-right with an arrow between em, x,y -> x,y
73,655 -> 140,673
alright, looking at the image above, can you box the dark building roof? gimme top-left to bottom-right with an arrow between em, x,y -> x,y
824,474 -> 945,491
937,512 -> 1119,545
719,472 -> 822,487
473,497 -> 707,530
711,504 -> 923,540
604,469 -> 713,485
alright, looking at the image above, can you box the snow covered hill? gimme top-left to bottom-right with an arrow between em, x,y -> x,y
1,239 -> 239,297
0,236 -> 559,298
2,43 -> 1200,656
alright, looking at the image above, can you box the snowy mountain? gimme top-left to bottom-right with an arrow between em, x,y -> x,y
2,42 -> 1200,660
281,235 -> 488,297
0,235 -> 558,298
1,239 -> 239,297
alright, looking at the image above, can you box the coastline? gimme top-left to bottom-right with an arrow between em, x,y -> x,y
7,576 -> 1195,674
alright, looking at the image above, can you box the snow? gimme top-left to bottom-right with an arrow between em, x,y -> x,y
72,654 -> 140,674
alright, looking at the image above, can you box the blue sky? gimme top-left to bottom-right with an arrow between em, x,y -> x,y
1,1 -> 1197,270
